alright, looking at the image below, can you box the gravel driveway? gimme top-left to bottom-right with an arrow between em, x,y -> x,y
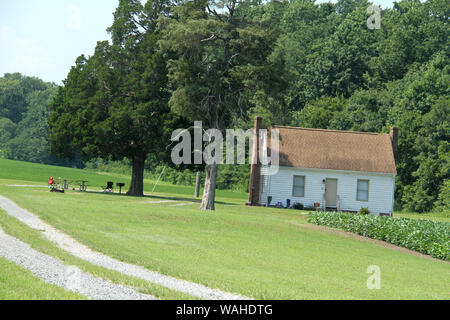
0,195 -> 250,300
0,227 -> 155,300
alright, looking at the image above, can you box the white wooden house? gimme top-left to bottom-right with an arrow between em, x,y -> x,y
248,117 -> 398,216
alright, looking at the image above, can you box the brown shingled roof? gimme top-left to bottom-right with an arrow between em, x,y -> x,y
271,126 -> 397,174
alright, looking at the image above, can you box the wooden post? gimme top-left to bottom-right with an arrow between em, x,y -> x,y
195,171 -> 201,198
248,116 -> 262,205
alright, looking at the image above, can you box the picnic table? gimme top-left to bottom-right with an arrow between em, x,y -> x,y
61,179 -> 88,192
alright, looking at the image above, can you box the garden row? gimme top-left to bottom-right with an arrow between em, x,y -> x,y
307,212 -> 449,261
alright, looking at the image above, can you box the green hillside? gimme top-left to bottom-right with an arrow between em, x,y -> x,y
0,158 -> 247,200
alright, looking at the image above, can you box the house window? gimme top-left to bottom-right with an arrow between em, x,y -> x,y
357,180 -> 369,201
292,175 -> 305,197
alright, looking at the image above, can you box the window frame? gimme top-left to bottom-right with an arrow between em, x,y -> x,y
356,179 -> 370,202
292,175 -> 306,198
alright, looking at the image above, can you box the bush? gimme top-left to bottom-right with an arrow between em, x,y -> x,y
359,207 -> 370,215
307,212 -> 450,260
292,202 -> 304,210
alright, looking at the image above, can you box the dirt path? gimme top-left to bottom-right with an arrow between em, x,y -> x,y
0,195 -> 251,300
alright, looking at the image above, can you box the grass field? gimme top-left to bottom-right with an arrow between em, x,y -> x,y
395,211 -> 450,223
0,158 -> 246,200
0,159 -> 449,299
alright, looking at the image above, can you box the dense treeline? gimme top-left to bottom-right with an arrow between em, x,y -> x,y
0,73 -> 83,167
1,0 -> 448,212
265,0 -> 449,213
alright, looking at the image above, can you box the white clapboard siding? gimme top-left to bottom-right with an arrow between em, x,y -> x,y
259,166 -> 395,215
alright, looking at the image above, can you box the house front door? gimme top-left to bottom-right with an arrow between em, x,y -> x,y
325,178 -> 338,207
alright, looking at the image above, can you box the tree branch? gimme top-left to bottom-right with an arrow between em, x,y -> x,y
207,5 -> 225,22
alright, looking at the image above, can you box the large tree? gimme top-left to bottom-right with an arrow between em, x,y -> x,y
49,0 -> 176,196
160,0 -> 279,210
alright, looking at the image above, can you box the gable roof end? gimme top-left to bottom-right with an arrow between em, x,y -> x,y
271,126 -> 397,174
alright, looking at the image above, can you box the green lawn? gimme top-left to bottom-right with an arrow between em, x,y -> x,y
0,159 -> 449,299
0,257 -> 85,300
0,158 -> 246,201
395,211 -> 450,223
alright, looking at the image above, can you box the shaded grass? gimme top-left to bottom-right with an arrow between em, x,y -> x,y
0,257 -> 86,300
0,181 -> 449,299
0,208 -> 198,300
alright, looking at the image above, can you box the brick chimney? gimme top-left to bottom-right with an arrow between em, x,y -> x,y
389,127 -> 399,161
248,116 -> 262,206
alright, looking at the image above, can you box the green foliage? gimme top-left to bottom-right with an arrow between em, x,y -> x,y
0,73 -> 82,167
293,96 -> 346,128
161,0 -> 280,130
0,117 -> 16,158
276,0 -> 449,212
0,78 -> 26,123
389,56 -> 450,212
9,86 -> 58,163
434,180 -> 450,213
308,212 -> 450,260
359,207 -> 370,215
369,0 -> 449,85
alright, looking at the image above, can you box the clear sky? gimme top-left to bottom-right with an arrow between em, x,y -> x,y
0,0 -> 396,84
0,0 -> 119,84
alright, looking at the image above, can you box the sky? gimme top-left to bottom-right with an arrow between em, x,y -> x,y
0,0 -> 396,84
0,0 -> 119,84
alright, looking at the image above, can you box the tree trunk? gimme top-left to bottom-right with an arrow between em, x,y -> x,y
195,171 -> 201,198
127,153 -> 145,196
200,163 -> 218,210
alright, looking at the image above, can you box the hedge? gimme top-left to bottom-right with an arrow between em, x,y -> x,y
307,212 -> 450,261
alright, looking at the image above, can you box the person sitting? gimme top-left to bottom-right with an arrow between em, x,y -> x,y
48,177 -> 64,193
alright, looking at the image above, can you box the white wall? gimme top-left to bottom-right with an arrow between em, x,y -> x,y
259,166 -> 395,215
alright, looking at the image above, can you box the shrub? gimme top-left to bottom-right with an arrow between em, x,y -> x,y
292,202 -> 304,210
307,212 -> 450,261
359,207 -> 370,215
